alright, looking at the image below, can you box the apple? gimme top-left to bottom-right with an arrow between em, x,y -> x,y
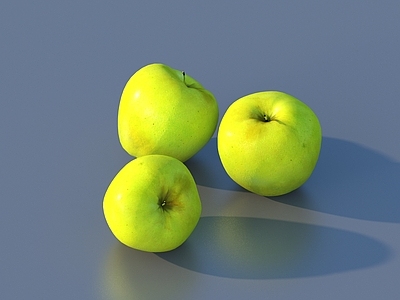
217,91 -> 322,196
118,63 -> 219,162
103,154 -> 202,252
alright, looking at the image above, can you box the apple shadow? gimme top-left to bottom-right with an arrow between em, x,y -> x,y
185,137 -> 400,223
157,216 -> 391,279
185,138 -> 248,192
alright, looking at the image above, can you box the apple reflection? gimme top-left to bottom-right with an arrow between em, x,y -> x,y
100,243 -> 196,300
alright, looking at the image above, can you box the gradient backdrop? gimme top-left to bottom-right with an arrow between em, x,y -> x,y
1,1 -> 400,299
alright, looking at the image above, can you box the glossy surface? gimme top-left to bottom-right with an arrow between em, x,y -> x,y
2,1 -> 400,299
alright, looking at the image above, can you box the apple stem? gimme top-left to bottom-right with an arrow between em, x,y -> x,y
263,114 -> 271,122
182,71 -> 186,85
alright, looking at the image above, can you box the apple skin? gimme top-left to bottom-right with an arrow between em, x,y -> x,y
217,91 -> 322,197
103,155 -> 202,252
118,63 -> 219,162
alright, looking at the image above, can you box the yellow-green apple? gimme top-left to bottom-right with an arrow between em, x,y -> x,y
118,63 -> 219,162
217,91 -> 322,196
103,154 -> 202,252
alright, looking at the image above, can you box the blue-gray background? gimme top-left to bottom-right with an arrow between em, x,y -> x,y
1,1 -> 400,299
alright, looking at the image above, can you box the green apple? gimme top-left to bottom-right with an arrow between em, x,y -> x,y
103,154 -> 202,252
217,91 -> 322,196
118,63 -> 219,162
